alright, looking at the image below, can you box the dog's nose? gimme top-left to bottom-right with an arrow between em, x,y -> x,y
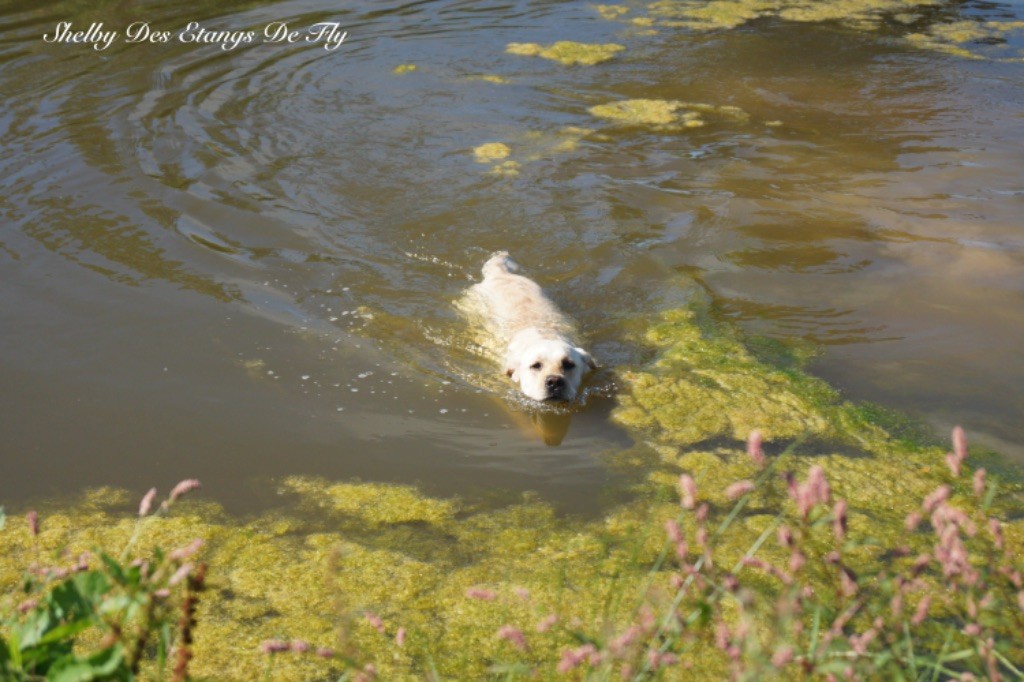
545,375 -> 565,390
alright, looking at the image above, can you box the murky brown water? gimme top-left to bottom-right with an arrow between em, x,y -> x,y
2,0 -> 1022,513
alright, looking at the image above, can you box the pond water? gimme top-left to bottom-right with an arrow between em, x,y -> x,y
1,0 -> 1022,514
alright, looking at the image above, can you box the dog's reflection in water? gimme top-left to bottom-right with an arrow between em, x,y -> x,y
504,404 -> 573,446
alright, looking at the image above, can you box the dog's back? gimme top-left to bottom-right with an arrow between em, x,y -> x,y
475,252 -> 572,339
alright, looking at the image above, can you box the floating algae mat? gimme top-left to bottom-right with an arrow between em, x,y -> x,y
588,98 -> 750,130
472,142 -> 511,163
470,128 -> 596,177
506,41 -> 625,66
2,299 -> 1022,679
613,0 -> 1024,61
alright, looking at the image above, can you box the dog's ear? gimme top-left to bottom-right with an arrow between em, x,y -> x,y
576,347 -> 597,370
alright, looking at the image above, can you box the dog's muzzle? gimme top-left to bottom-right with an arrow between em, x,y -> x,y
544,375 -> 567,400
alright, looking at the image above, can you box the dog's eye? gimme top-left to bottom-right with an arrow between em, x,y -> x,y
561,359 -> 576,370
530,362 -> 542,371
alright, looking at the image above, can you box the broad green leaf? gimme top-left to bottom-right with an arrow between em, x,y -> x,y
0,633 -> 10,667
34,618 -> 93,647
99,553 -> 128,587
97,595 -> 133,616
47,644 -> 126,682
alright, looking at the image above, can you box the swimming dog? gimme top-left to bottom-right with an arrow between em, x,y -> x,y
471,252 -> 595,401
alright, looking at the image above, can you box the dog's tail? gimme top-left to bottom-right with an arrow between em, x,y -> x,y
482,251 -> 521,278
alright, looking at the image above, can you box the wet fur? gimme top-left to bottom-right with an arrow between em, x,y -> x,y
471,252 -> 595,401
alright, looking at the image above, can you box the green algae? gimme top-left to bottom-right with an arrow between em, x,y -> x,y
588,98 -> 752,131
393,64 -> 418,74
4,296 -> 1023,679
466,73 -> 509,84
642,0 -> 1024,60
594,4 -> 630,20
472,142 -> 512,163
506,41 -> 626,66
469,127 -> 596,177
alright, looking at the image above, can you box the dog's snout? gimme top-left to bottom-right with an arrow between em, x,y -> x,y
545,375 -> 565,390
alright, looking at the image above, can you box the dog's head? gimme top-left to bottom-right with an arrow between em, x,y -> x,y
506,337 -> 596,402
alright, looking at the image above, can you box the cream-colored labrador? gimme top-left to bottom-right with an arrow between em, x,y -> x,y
471,252 -> 595,401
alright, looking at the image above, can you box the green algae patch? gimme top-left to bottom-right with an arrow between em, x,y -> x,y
472,141 -> 511,163
0,481 -> 692,680
610,296 -> 1024,538
5,302 -> 1024,678
594,4 -> 631,20
645,0 -> 1024,60
281,476 -> 457,526
588,98 -> 752,130
506,41 -> 625,66
466,73 -> 509,84
392,63 -> 418,74
613,307 -> 836,445
469,127 -> 596,177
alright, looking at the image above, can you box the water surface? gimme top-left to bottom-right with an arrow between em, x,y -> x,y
1,0 -> 1022,513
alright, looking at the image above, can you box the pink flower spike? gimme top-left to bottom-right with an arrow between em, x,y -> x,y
26,511 -> 39,537
395,627 -> 407,646
465,587 -> 496,601
665,519 -> 683,543
726,480 -> 755,500
260,639 -> 289,654
973,468 -> 986,498
537,614 -> 558,633
905,512 -> 922,532
953,426 -> 967,462
170,538 -> 204,562
679,474 -> 697,509
988,519 -> 1004,550
364,611 -> 385,633
912,596 -> 932,626
945,452 -> 961,477
922,486 -> 950,514
771,646 -> 793,668
290,640 -> 310,653
833,499 -> 848,542
168,563 -> 192,586
777,525 -> 793,548
168,479 -> 201,503
315,647 -> 335,659
497,625 -> 527,651
747,430 -> 765,467
807,466 -> 831,506
513,586 -> 530,601
139,488 -> 157,517
557,644 -> 597,674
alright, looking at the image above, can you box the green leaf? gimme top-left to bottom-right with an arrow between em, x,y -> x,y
48,580 -> 91,623
47,644 -> 126,682
97,595 -> 133,617
73,571 -> 111,603
99,553 -> 128,587
34,618 -> 94,647
0,633 -> 10,668
17,606 -> 55,649
156,621 -> 171,668
0,506 -> 6,531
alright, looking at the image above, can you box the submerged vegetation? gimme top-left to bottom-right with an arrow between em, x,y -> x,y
591,0 -> 1024,61
2,301 -> 1022,679
505,41 -> 626,66
587,99 -> 752,130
